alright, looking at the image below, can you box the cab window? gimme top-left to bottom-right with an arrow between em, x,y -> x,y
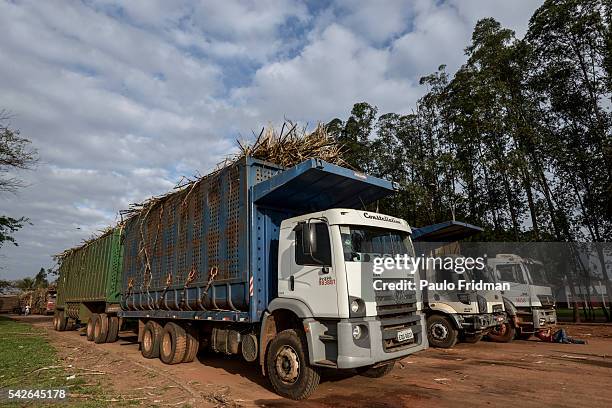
295,223 -> 332,266
496,264 -> 526,284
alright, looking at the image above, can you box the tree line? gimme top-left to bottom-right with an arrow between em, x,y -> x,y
328,0 -> 611,243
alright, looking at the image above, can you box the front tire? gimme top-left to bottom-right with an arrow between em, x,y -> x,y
266,329 -> 320,400
427,315 -> 458,348
487,323 -> 515,343
356,362 -> 395,378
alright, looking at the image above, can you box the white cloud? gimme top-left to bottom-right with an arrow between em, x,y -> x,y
0,0 -> 543,280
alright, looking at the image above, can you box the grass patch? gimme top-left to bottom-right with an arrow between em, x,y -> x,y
556,307 -> 609,322
0,316 -> 113,407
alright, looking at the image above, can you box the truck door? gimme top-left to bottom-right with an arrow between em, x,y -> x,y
495,263 -> 529,307
281,222 -> 339,317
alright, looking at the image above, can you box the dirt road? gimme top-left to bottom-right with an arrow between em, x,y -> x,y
12,315 -> 612,407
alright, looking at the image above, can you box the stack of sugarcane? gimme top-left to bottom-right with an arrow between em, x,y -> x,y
53,225 -> 117,263
120,122 -> 347,220
238,122 -> 348,168
56,122 -> 348,264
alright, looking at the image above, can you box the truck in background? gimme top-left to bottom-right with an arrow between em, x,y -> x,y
54,228 -> 123,343
18,287 -> 57,315
55,157 -> 427,400
412,221 -> 507,348
485,254 -> 557,341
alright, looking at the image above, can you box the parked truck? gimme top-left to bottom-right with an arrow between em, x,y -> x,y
54,228 -> 123,342
412,221 -> 507,348
55,157 -> 427,400
485,254 -> 557,341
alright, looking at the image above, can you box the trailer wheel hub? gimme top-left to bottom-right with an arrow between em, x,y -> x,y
430,323 -> 449,340
275,345 -> 300,384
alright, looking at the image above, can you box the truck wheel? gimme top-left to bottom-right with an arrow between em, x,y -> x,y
94,313 -> 109,344
182,324 -> 199,363
487,323 -> 515,343
141,320 -> 163,359
106,315 -> 120,343
462,333 -> 483,343
427,315 -> 458,348
356,362 -> 395,378
52,313 -> 59,331
266,329 -> 320,400
57,311 -> 67,331
160,322 -> 187,365
86,315 -> 97,341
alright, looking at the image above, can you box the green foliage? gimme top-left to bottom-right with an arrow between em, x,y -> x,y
335,2 -> 611,243
0,215 -> 29,248
14,277 -> 35,291
0,316 -> 110,407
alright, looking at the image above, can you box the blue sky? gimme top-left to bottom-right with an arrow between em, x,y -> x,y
0,0 -> 541,280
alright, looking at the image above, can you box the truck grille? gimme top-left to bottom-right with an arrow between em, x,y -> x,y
375,280 -> 422,353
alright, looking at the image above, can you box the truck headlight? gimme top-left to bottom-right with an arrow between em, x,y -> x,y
350,300 -> 360,313
352,325 -> 362,339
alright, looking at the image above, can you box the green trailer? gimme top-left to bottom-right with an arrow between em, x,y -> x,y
54,227 -> 123,343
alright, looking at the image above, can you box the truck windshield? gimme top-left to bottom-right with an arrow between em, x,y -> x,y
340,226 -> 414,262
525,263 -> 548,285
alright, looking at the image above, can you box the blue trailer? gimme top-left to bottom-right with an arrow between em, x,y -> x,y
119,156 -> 426,399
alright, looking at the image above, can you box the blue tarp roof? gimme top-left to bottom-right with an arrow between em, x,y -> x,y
411,220 -> 483,242
252,158 -> 396,212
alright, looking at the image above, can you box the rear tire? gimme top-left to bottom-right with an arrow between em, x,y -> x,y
93,313 -> 109,344
56,311 -> 67,331
487,323 -> 515,343
356,362 -> 395,378
106,315 -> 120,343
141,320 -> 163,359
86,315 -> 97,341
427,315 -> 458,348
182,324 -> 199,363
266,329 -> 320,400
160,322 -> 187,365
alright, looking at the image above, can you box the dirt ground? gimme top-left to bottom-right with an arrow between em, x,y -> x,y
10,315 -> 612,408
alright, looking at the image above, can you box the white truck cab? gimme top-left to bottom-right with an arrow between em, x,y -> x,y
269,209 -> 426,372
487,254 -> 557,340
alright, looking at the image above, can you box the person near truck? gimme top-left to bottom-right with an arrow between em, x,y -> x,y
535,328 -> 586,344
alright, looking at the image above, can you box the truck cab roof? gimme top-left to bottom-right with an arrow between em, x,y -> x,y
280,208 -> 411,234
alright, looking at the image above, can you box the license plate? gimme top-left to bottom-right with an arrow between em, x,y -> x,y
397,328 -> 414,342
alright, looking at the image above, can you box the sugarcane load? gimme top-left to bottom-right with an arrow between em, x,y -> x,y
53,124 -> 428,400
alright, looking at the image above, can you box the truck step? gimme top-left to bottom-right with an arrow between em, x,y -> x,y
315,359 -> 337,367
319,334 -> 336,342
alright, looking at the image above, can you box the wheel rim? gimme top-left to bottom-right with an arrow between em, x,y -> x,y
430,323 -> 449,340
143,329 -> 152,352
162,332 -> 172,357
275,345 -> 300,384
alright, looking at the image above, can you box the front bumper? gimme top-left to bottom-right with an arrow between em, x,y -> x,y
310,314 -> 428,369
453,313 -> 507,333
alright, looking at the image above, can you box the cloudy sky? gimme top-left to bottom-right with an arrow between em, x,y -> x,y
0,0 -> 541,280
